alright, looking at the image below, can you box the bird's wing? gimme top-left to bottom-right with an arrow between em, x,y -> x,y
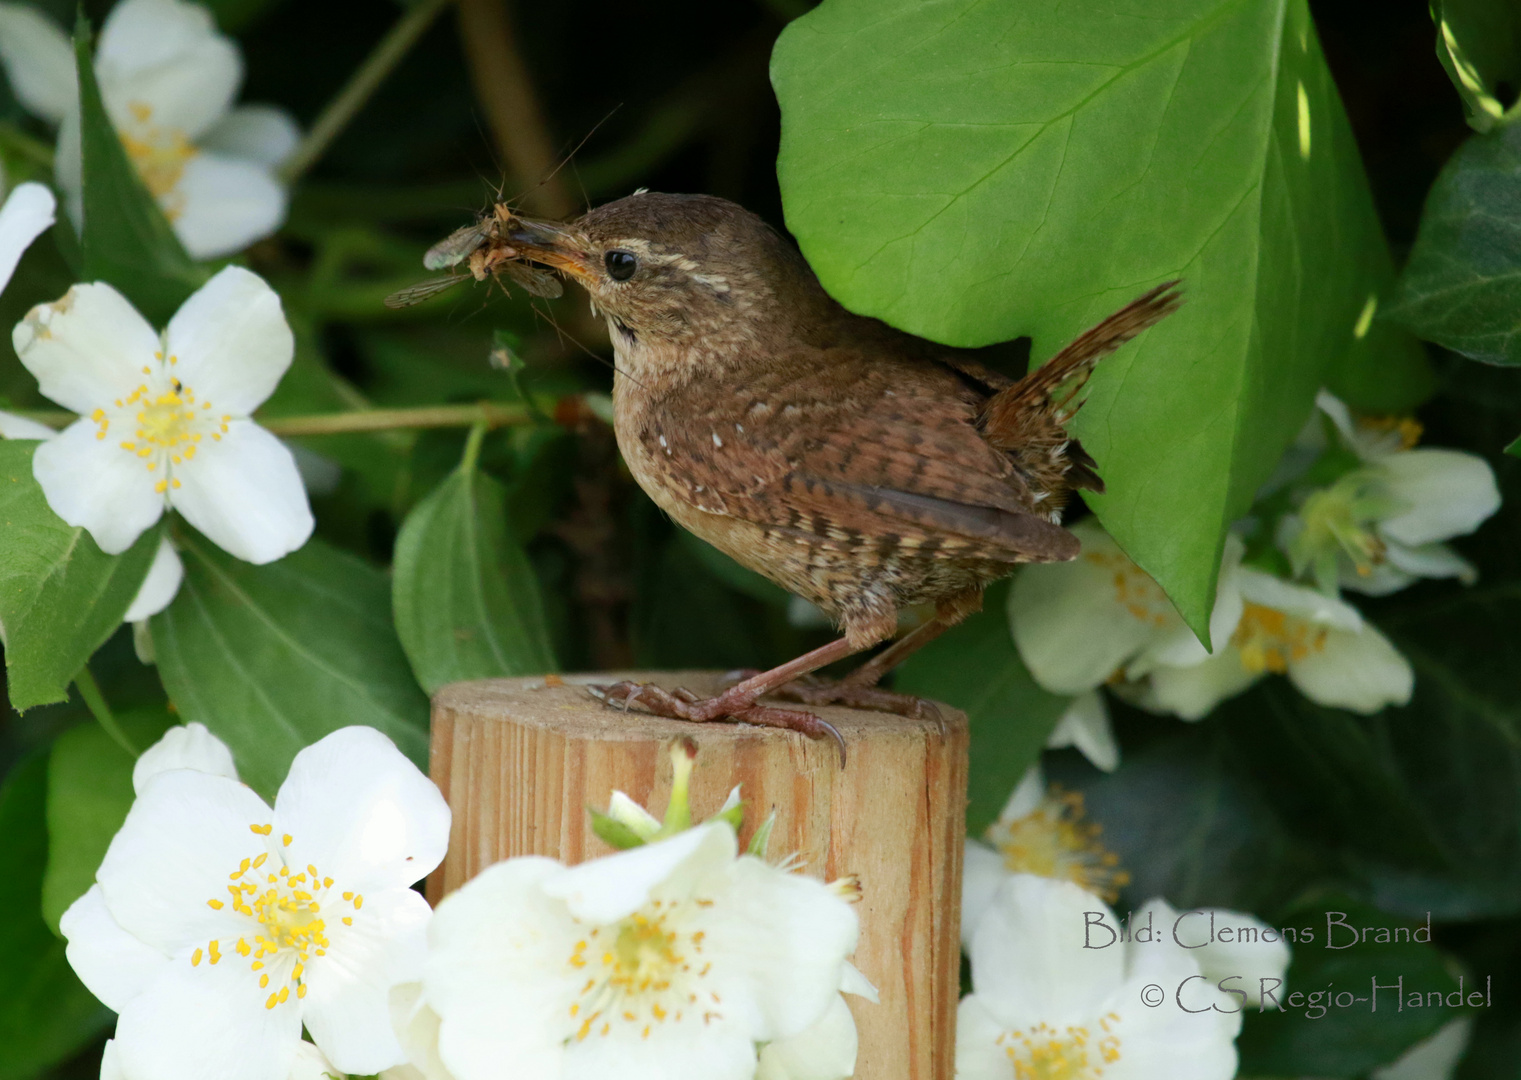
635,346 -> 1078,563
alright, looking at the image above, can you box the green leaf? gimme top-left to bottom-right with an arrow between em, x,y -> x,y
1388,122 -> 1521,366
895,581 -> 1070,835
0,442 -> 159,711
1236,895 -> 1459,1076
675,530 -> 791,608
74,14 -> 205,324
773,0 -> 1425,639
41,706 -> 175,934
1431,0 -> 1521,133
392,448 -> 557,695
588,808 -> 648,851
1074,713 -> 1324,914
0,754 -> 112,1079
151,534 -> 430,798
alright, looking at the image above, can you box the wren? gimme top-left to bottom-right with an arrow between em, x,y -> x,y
499,193 -> 1180,759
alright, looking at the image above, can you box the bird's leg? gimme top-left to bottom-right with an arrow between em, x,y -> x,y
588,636 -> 866,762
762,589 -> 985,720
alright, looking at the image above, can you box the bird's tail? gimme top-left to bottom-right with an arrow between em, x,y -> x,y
979,280 -> 1183,437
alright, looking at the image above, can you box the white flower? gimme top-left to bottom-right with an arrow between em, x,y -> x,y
957,874 -> 1241,1080
13,264 -> 313,563
0,0 -> 297,259
962,766 -> 1129,944
756,962 -> 878,1080
417,819 -> 862,1080
1131,568 -> 1412,718
1009,520 -> 1244,697
1371,1016 -> 1473,1080
102,1037 -> 358,1080
0,179 -> 55,291
1044,689 -> 1119,772
1278,391 -> 1499,596
1130,897 -> 1290,1009
60,725 -> 451,1080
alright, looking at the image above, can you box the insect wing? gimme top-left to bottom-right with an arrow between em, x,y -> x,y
384,274 -> 469,309
505,261 -> 564,299
424,223 -> 488,270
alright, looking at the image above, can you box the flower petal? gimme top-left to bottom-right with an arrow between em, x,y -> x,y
169,419 -> 313,564
1137,647 -> 1261,721
563,1023 -> 759,1080
1044,690 -> 1119,772
1288,622 -> 1413,714
14,282 -> 159,414
289,1042 -> 345,1080
0,3 -> 75,123
96,0 -> 241,140
96,769 -> 275,954
1129,536 -> 1245,674
954,994 -> 1024,1080
426,858 -> 579,1080
543,820 -> 734,925
123,535 -> 183,622
960,840 -> 1007,948
274,727 -> 449,895
1010,521 -> 1173,694
33,418 -> 164,555
1132,898 -> 1289,1008
53,107 -> 83,227
132,721 -> 238,794
1384,539 -> 1477,584
697,854 -> 860,1042
1378,449 -> 1500,547
388,983 -> 453,1080
0,410 -> 59,440
755,994 -> 857,1080
1235,567 -> 1364,630
201,104 -> 300,168
100,1039 -> 124,1080
60,884 -> 172,1012
0,181 -> 55,293
169,152 -> 285,259
165,266 -> 293,415
302,888 -> 431,1075
966,874 -> 1123,1024
113,935 -> 302,1080
996,764 -> 1046,822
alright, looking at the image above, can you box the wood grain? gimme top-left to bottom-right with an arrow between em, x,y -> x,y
428,671 -> 968,1080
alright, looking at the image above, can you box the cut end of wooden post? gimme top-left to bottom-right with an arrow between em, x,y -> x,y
429,671 -> 969,1080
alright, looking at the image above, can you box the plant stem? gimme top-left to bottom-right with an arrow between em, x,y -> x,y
11,400 -> 585,436
74,665 -> 137,756
454,0 -> 575,217
278,0 -> 455,185
459,420 -> 489,473
263,401 -> 536,436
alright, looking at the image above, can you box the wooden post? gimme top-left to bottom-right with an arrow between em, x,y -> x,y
428,671 -> 969,1080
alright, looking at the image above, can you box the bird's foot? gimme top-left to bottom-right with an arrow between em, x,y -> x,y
735,672 -> 944,728
586,680 -> 847,765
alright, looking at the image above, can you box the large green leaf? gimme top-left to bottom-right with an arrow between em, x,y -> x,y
895,581 -> 1070,835
1388,122 -> 1521,366
392,453 -> 556,694
0,442 -> 159,711
1431,0 -> 1521,132
41,706 -> 174,934
0,754 -> 112,1079
773,0 -> 1427,640
1236,895 -> 1459,1076
74,15 -> 205,323
151,535 -> 429,798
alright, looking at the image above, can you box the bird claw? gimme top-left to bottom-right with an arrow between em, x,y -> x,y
768,678 -> 945,733
585,681 -> 848,766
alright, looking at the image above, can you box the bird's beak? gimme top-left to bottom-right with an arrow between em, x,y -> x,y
502,217 -> 597,285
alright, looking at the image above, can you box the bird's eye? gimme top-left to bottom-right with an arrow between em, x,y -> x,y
604,250 -> 638,281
